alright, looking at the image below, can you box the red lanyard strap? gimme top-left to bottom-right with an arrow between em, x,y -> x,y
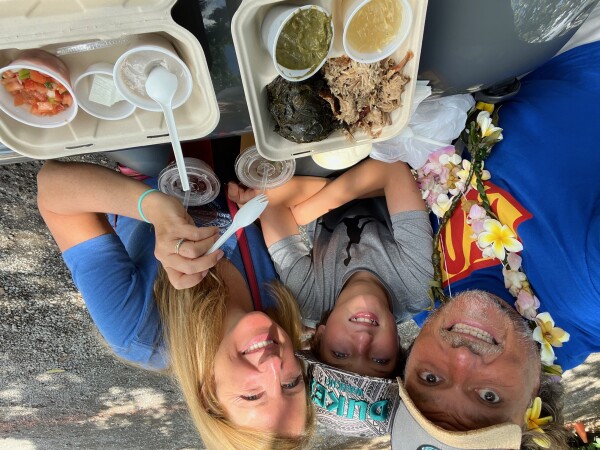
226,194 -> 263,311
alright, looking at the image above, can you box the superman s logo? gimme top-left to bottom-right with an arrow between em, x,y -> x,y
440,182 -> 532,286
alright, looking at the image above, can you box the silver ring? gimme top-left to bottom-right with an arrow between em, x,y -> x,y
175,238 -> 186,255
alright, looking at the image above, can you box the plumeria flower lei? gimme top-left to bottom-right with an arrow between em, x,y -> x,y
414,102 -> 570,377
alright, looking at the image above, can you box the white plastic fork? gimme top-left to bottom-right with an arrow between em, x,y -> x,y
206,194 -> 269,254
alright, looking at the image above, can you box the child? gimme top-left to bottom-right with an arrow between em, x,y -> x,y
228,157 -> 433,377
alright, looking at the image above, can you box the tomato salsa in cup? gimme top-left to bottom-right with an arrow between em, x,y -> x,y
1,68 -> 73,116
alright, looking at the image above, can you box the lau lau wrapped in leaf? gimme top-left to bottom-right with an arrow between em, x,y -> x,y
267,73 -> 342,143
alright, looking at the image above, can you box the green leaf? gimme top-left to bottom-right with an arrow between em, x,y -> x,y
492,105 -> 501,125
429,279 -> 442,288
483,130 -> 503,144
542,364 -> 563,376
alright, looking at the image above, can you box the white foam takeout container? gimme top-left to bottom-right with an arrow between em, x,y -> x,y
232,0 -> 428,161
0,0 -> 219,159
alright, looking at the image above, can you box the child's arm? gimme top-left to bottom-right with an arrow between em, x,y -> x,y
228,176 -> 330,247
292,158 -> 425,224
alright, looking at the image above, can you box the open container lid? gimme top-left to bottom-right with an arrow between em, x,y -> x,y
232,0 -> 428,161
0,0 -> 219,159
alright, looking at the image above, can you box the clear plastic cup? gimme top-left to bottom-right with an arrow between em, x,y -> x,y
158,157 -> 220,206
235,146 -> 296,190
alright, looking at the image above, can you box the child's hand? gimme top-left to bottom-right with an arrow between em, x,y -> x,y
227,182 -> 259,207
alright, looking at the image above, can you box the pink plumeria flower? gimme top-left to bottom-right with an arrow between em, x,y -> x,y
438,165 -> 451,185
515,290 -> 540,319
466,204 -> 487,236
506,252 -> 522,271
418,176 -> 435,201
467,204 -> 487,222
422,146 -> 456,175
476,219 -> 523,261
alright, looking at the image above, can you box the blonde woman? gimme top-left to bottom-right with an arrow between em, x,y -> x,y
36,160 -> 314,450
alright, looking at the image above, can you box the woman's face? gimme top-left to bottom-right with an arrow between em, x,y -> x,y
213,311 -> 307,436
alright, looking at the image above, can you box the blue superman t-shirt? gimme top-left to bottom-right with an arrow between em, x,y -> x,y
62,180 -> 278,371
415,41 -> 600,371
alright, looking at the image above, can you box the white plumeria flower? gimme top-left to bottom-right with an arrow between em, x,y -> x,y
438,152 -> 462,166
533,312 -> 570,365
476,219 -> 523,261
477,111 -> 504,140
481,246 -> 497,259
457,160 -> 491,189
431,193 -> 452,218
503,267 -> 528,297
448,182 -> 465,197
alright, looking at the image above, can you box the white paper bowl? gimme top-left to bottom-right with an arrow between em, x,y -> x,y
73,63 -> 136,120
261,4 -> 334,82
311,142 -> 372,170
0,49 -> 78,128
113,34 -> 193,112
343,0 -> 413,64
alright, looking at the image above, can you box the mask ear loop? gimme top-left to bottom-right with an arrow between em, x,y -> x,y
437,216 -> 452,299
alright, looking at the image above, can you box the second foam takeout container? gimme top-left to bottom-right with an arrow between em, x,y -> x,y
232,0 -> 428,161
0,0 -> 219,159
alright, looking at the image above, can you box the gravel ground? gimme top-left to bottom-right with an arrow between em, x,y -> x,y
0,158 -> 598,450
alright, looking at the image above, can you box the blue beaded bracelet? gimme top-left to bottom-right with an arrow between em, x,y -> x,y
138,189 -> 159,223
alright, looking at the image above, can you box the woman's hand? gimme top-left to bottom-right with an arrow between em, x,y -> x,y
146,193 -> 224,290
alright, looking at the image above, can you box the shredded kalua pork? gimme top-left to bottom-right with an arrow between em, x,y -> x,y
321,51 -> 413,138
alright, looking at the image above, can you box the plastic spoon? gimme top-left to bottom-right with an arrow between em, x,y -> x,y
145,66 -> 190,192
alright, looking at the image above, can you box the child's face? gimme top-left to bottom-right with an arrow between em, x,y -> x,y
316,293 -> 399,377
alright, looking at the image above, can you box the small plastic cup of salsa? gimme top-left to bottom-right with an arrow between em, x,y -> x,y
262,5 -> 334,82
0,49 -> 78,128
